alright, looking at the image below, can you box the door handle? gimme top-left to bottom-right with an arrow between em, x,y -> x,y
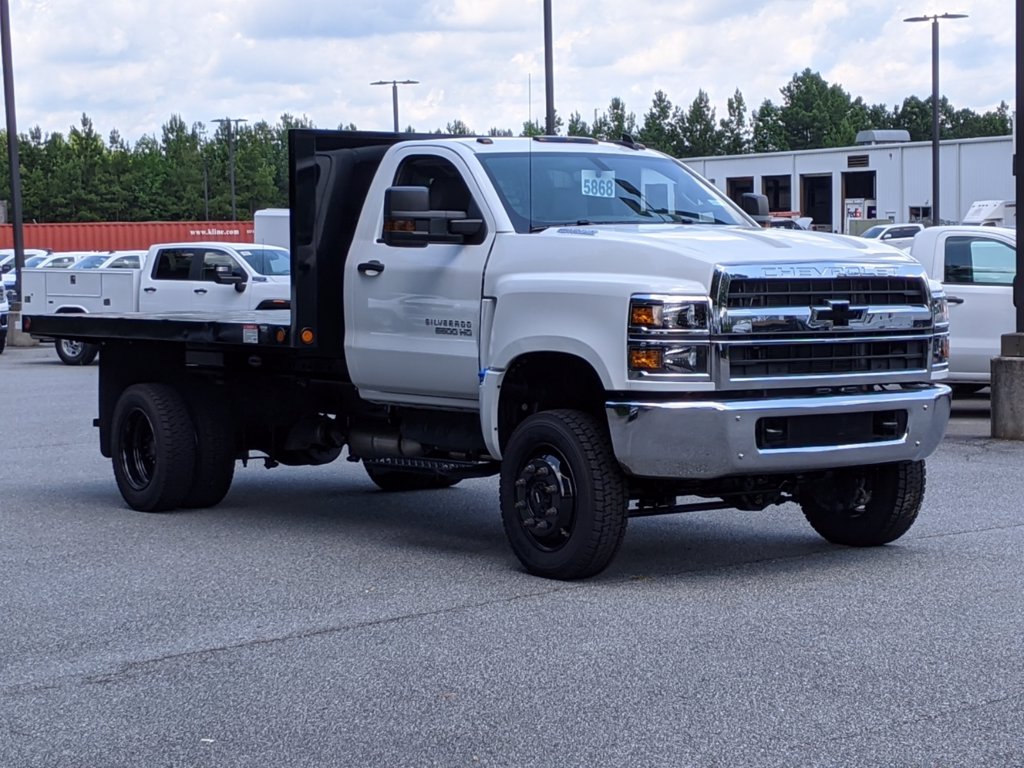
194,288 -> 208,294
357,261 -> 385,276
947,295 -> 964,305
143,287 -> 157,293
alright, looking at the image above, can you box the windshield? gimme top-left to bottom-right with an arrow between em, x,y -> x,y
238,247 -> 290,276
74,255 -> 108,269
475,151 -> 751,233
860,226 -> 885,238
24,255 -> 47,268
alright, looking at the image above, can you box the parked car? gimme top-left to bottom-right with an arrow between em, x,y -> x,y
24,251 -> 100,269
0,248 -> 51,274
859,222 -> 925,242
71,250 -> 145,270
905,225 -> 1017,391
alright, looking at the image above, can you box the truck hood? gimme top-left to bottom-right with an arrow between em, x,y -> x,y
539,224 -> 919,270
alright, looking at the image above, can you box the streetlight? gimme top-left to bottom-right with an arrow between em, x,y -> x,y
370,79 -> 418,133
903,12 -> 968,226
212,116 -> 247,220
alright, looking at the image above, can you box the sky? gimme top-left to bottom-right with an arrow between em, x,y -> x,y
5,0 -> 1016,145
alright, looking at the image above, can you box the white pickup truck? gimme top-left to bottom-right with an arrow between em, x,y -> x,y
26,130 -> 952,580
905,225 -> 1017,391
22,241 -> 290,364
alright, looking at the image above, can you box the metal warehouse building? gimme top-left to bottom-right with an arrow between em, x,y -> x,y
681,133 -> 1013,234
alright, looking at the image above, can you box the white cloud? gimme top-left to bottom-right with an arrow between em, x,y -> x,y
5,0 -> 1014,145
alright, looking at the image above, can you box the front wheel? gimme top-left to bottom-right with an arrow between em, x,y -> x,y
111,383 -> 197,512
500,410 -> 627,580
56,339 -> 99,366
800,460 -> 925,546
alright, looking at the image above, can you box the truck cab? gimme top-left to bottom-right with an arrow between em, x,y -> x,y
139,242 -> 291,313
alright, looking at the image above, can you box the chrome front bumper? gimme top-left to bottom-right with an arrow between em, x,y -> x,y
605,385 -> 951,479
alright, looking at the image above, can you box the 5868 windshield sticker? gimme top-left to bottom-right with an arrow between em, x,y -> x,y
580,170 -> 616,198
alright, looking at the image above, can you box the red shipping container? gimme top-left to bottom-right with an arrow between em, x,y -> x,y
0,221 -> 256,251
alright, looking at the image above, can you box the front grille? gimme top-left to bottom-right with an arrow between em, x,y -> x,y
726,277 -> 927,309
728,339 -> 929,378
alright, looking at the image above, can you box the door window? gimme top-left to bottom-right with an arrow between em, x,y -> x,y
200,250 -> 241,282
153,249 -> 196,280
943,236 -> 1016,285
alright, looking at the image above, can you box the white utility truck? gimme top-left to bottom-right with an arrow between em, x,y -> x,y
26,130 -> 952,579
22,241 -> 290,364
905,225 -> 1017,391
961,200 -> 1016,228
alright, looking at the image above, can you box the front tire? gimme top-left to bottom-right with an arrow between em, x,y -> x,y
56,339 -> 99,366
111,383 -> 197,512
800,461 -> 925,546
500,410 -> 627,580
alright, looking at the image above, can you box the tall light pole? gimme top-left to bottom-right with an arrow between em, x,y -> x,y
370,79 -> 418,133
1,0 -> 25,308
212,116 -> 247,220
903,12 -> 967,226
543,0 -> 555,135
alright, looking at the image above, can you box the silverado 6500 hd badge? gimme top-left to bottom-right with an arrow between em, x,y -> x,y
426,318 -> 473,337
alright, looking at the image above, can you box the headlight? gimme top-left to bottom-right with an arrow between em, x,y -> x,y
930,292 -> 950,328
628,294 -> 712,378
929,287 -> 950,370
629,296 -> 710,333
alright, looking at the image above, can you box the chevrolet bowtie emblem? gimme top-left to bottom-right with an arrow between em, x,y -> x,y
811,299 -> 865,327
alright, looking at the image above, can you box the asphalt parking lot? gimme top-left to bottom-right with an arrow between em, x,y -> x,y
1,345 -> 1021,768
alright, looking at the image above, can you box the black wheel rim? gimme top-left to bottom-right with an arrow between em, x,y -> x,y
512,444 -> 577,552
119,408 -> 157,491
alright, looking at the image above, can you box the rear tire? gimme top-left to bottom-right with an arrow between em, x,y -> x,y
500,409 -> 627,580
181,388 -> 236,508
111,383 -> 197,512
0,331 -> 6,354
56,339 -> 99,366
800,461 -> 925,546
364,462 -> 461,491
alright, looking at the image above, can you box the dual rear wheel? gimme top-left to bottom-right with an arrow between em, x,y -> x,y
111,383 -> 235,512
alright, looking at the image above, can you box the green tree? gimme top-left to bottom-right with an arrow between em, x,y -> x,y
66,114 -> 108,221
718,89 -> 749,155
445,119 -> 473,135
778,69 -> 862,149
566,111 -> 591,137
751,100 -> 788,152
159,115 -> 205,220
639,90 -> 680,155
680,90 -> 719,156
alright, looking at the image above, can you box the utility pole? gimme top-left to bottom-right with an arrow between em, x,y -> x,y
543,0 -> 555,135
1,0 -> 25,309
370,80 -> 418,133
212,116 -> 247,220
903,12 -> 968,226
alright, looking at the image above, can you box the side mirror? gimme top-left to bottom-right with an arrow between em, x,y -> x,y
382,185 -> 485,246
1,264 -> 10,274
740,193 -> 770,225
213,265 -> 247,292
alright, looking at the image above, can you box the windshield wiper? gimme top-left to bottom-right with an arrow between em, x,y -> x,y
530,220 -> 593,232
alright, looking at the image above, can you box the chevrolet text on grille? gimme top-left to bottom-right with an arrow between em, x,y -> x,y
760,265 -> 901,277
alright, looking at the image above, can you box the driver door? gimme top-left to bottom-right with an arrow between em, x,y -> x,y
345,149 -> 493,405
